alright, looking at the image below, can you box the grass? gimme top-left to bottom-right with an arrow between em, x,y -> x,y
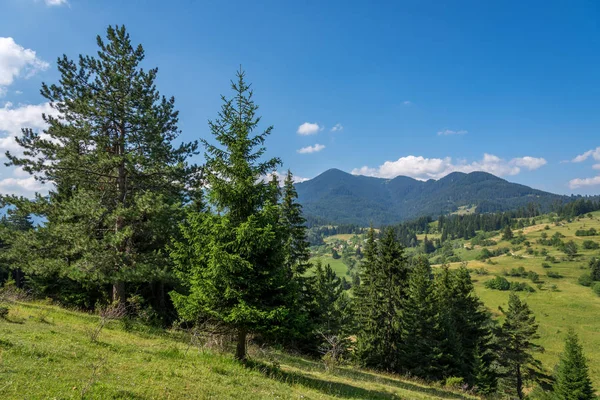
0,301 -> 476,399
438,212 -> 600,390
309,256 -> 350,277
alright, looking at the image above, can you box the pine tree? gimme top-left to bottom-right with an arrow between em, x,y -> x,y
170,69 -> 291,361
502,225 -> 514,241
281,170 -> 311,277
400,256 -> 442,379
313,261 -> 352,338
355,227 -> 408,371
553,329 -> 595,400
497,292 -> 544,399
4,25 -> 197,307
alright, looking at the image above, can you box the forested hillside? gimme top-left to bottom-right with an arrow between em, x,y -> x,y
295,168 -> 573,225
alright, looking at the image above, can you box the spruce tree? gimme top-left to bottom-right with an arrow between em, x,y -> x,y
4,25 -> 197,307
553,329 -> 595,400
355,227 -> 407,371
313,261 -> 352,338
400,256 -> 442,379
170,69 -> 291,361
280,170 -> 311,277
502,225 -> 514,241
590,258 -> 600,281
497,292 -> 544,399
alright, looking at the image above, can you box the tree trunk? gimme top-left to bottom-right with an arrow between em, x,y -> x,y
516,364 -> 523,399
112,281 -> 126,306
235,327 -> 248,362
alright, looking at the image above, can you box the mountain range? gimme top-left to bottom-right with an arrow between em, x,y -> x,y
295,168 -> 569,226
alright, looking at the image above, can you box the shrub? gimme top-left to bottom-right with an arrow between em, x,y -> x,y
578,273 -> 593,287
444,376 -> 464,389
485,276 -> 511,291
593,282 -> 600,297
542,263 -> 551,269
582,240 -> 600,250
546,271 -> 563,279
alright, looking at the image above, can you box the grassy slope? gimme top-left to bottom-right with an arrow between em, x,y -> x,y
442,212 -> 600,390
0,301 -> 476,400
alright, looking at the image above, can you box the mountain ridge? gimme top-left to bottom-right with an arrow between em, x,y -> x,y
295,168 -> 568,226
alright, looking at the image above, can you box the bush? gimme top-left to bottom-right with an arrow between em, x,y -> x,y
444,376 -> 464,389
593,282 -> 600,297
546,271 -> 563,279
484,276 -> 511,291
582,240 -> 600,250
542,263 -> 551,269
578,273 -> 593,286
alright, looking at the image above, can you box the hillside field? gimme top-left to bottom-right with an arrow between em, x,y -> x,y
0,301 -> 476,399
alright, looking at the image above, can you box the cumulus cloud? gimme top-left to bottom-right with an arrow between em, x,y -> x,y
572,147 -> 600,163
0,101 -> 55,156
264,171 -> 309,186
437,129 -> 468,136
0,102 -> 56,197
351,153 -> 547,181
402,100 -> 412,106
330,123 -> 343,132
296,122 -> 322,135
44,0 -> 69,6
569,176 -> 600,189
297,144 -> 325,154
0,37 -> 49,95
593,164 -> 600,170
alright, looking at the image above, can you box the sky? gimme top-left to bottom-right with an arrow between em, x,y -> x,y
1,0 -> 600,197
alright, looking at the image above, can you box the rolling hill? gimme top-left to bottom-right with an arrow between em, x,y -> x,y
295,169 -> 569,226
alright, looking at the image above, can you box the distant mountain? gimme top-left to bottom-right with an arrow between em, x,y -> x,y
295,169 -> 569,226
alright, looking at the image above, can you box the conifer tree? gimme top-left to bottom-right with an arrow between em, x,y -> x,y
3,26 -> 197,307
280,170 -> 311,277
589,258 -> 600,281
502,225 -> 514,241
355,227 -> 407,371
170,69 -> 291,361
553,329 -> 595,400
497,292 -> 544,399
313,261 -> 352,338
400,256 -> 442,379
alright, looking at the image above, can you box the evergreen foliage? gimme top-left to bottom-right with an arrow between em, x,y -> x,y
553,329 -> 595,400
2,25 -> 197,311
170,69 -> 291,361
497,292 -> 544,399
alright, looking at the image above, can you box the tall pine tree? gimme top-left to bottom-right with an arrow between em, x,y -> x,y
3,26 -> 197,308
400,256 -> 442,379
497,292 -> 544,399
170,69 -> 292,361
355,227 -> 408,371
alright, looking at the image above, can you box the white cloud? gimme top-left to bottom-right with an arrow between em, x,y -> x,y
0,101 -> 55,156
437,129 -> 468,136
0,102 -> 56,197
572,147 -> 600,163
593,164 -> 600,170
0,175 -> 45,197
330,123 -> 343,132
402,101 -> 412,106
512,156 -> 547,170
569,176 -> 600,189
264,171 -> 309,186
0,37 -> 49,95
44,0 -> 68,6
296,122 -> 322,135
297,144 -> 325,154
351,153 -> 547,181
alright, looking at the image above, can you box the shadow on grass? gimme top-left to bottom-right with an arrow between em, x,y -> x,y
246,359 -> 400,399
266,353 -> 473,400
332,367 -> 474,400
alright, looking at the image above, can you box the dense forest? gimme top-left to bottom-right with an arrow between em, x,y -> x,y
0,26 -> 597,399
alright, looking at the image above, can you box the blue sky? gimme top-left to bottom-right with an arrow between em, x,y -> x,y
1,0 -> 600,196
